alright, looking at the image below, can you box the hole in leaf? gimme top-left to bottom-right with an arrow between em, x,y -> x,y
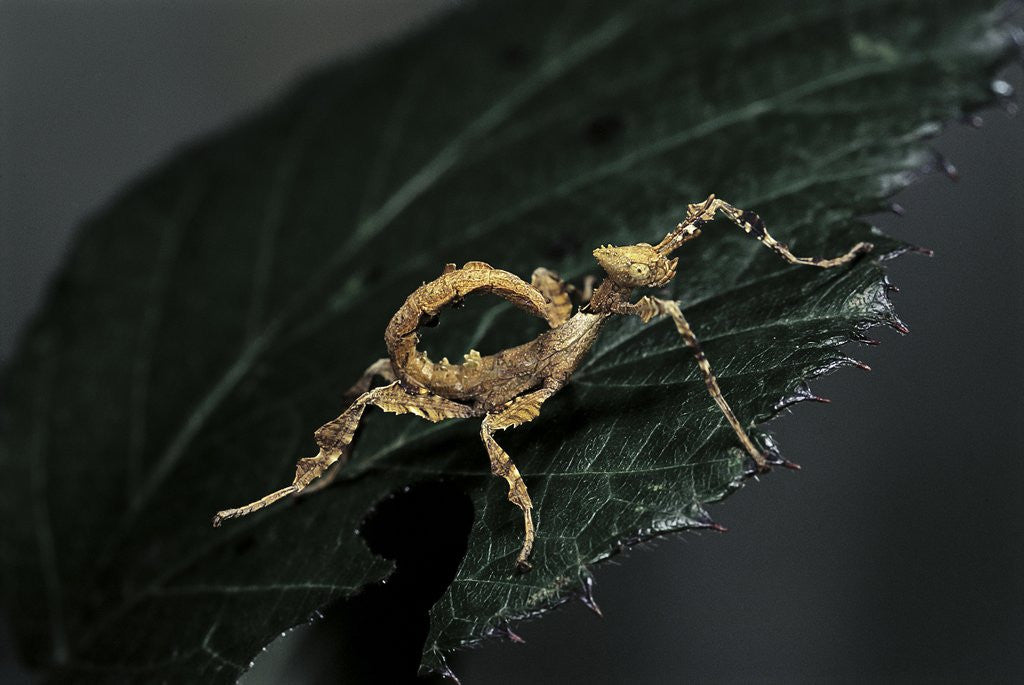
242,481 -> 473,684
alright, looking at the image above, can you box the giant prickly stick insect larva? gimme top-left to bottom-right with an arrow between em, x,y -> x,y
213,195 -> 872,571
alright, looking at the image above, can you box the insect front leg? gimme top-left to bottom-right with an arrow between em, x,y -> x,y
699,196 -> 873,267
213,381 -> 476,525
480,385 -> 558,572
629,297 -> 769,470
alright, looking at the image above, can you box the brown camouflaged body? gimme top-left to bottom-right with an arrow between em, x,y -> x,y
385,261 -> 606,410
214,195 -> 873,570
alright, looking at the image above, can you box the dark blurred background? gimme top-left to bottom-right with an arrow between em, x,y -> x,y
1,2 -> 1021,683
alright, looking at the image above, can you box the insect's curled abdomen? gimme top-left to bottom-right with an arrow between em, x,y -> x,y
384,263 -> 561,400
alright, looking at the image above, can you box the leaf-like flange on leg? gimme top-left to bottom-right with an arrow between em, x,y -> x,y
216,382 -> 476,525
479,387 -> 558,571
293,449 -> 345,489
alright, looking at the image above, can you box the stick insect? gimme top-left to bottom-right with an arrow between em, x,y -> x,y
213,195 -> 872,571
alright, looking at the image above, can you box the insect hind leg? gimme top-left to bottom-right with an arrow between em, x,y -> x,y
213,381 -> 476,526
343,358 -> 395,400
212,389 -> 380,526
299,358 -> 399,496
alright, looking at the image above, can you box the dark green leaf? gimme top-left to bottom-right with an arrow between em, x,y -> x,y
1,0 -> 1017,681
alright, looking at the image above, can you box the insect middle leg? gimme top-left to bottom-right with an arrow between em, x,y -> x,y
635,297 -> 768,470
213,381 -> 476,525
480,385 -> 558,572
531,268 -> 573,326
532,267 -> 598,322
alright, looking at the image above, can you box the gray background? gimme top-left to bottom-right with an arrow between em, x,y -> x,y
1,1 -> 1022,683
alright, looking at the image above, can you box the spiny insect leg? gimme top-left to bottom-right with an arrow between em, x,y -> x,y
295,448 -> 349,497
211,485 -> 299,525
480,386 -> 557,571
212,390 -> 377,525
213,381 -> 475,525
648,297 -> 768,469
712,198 -> 873,267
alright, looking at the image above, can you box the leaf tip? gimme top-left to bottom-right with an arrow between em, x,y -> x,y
578,574 -> 604,618
485,623 -> 526,643
420,652 -> 462,685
